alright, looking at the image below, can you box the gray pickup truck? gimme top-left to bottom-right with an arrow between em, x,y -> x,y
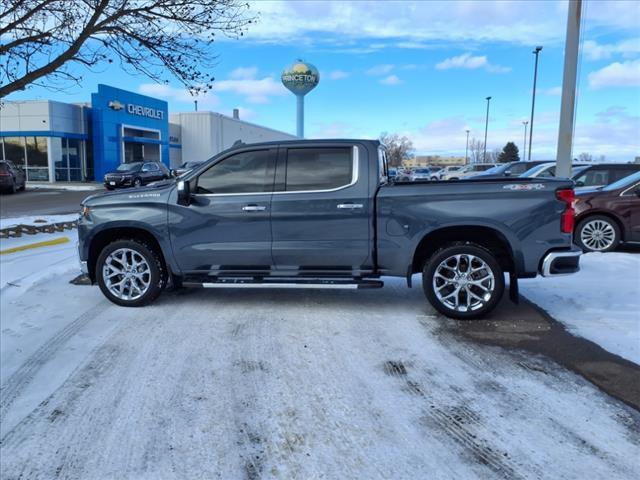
78,139 -> 580,319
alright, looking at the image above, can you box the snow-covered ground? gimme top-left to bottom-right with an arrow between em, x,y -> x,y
27,183 -> 102,192
521,252 -> 640,364
0,213 -> 79,229
1,236 -> 638,479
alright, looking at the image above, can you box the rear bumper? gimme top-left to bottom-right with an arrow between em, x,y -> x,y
540,247 -> 581,277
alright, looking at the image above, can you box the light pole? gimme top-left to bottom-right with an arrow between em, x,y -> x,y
522,121 -> 528,160
528,46 -> 543,160
465,129 -> 470,164
483,96 -> 491,162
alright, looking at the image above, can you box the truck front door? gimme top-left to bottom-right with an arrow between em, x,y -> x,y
270,145 -> 373,274
168,148 -> 276,273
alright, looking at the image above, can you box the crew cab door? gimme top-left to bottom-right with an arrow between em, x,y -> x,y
168,148 -> 276,273
270,144 -> 373,273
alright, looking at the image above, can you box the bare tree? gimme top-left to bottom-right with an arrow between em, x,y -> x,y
379,132 -> 415,167
468,138 -> 485,163
0,0 -> 254,98
577,152 -> 595,163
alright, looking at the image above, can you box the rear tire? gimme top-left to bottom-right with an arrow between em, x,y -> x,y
423,243 -> 504,320
575,215 -> 620,252
96,238 -> 165,307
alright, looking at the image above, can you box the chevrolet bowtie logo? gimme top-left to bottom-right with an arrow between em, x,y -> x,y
108,100 -> 124,110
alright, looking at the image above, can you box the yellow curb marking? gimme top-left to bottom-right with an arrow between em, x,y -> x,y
0,236 -> 70,255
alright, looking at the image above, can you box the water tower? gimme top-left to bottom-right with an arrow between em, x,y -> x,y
281,59 -> 319,138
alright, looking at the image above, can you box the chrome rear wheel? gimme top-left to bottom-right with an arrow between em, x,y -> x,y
579,219 -> 616,252
433,254 -> 496,313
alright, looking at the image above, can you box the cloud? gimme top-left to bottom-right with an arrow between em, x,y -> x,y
229,66 -> 259,80
588,60 -> 640,89
211,76 -> 288,103
380,74 -> 402,85
435,53 -> 510,73
366,64 -> 394,76
245,1 -> 636,47
582,39 -> 640,61
138,84 -> 220,108
328,70 -> 349,80
538,86 -> 562,96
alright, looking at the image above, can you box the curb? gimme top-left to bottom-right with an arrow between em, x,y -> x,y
0,220 -> 78,239
0,236 -> 71,255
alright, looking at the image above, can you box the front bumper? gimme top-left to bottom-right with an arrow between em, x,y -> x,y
540,247 -> 581,277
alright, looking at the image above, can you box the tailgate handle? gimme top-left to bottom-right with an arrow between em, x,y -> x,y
337,203 -> 363,210
241,204 -> 266,212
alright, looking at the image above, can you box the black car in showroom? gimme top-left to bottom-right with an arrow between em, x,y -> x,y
104,161 -> 170,190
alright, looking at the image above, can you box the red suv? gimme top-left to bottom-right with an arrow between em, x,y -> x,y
574,172 -> 640,252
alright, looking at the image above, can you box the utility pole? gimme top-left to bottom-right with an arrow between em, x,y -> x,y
483,96 -> 491,162
556,0 -> 582,178
529,46 -> 543,160
522,121 -> 529,160
465,129 -> 470,164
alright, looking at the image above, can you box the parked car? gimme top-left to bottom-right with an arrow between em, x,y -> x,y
573,171 -> 640,252
571,163 -> 640,188
442,163 -> 496,180
104,161 -> 171,190
428,166 -> 443,180
79,139 -> 580,320
436,165 -> 463,180
520,162 -> 589,178
409,168 -> 433,181
0,160 -> 26,193
472,161 -> 549,179
172,161 -> 202,177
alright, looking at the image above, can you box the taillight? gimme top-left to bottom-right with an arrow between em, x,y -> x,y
556,188 -> 575,234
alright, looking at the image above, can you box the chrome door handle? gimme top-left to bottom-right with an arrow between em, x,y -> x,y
241,205 -> 266,212
337,203 -> 363,209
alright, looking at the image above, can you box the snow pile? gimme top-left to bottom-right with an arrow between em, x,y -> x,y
521,252 -> 640,364
27,183 -> 101,192
0,214 -> 79,230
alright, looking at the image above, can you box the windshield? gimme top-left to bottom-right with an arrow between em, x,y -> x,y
603,171 -> 640,191
414,168 -> 430,174
521,163 -> 553,177
482,165 -> 504,175
116,162 -> 142,172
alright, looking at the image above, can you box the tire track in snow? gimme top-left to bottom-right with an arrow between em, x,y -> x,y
0,301 -> 110,426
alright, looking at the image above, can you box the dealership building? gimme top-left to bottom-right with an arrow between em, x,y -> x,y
0,84 -> 296,183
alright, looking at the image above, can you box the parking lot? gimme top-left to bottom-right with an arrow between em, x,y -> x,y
1,226 -> 639,479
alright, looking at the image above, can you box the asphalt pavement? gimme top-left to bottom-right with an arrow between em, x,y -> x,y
0,188 -> 104,218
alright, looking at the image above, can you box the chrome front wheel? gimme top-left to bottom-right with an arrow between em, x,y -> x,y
102,248 -> 151,300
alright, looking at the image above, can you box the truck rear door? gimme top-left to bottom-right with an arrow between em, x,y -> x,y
270,144 -> 373,273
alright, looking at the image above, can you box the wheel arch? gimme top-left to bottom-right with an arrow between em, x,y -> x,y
87,226 -> 168,282
410,225 -> 517,276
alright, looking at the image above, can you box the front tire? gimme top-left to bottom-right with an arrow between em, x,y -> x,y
423,244 -> 504,320
575,215 -> 620,252
133,177 -> 142,187
96,239 -> 165,307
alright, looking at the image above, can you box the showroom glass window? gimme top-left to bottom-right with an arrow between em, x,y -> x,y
196,150 -> 273,194
25,136 -> 49,181
284,147 -> 353,191
2,137 -> 26,167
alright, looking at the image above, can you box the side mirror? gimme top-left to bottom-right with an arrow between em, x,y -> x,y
177,180 -> 191,206
504,170 -> 512,177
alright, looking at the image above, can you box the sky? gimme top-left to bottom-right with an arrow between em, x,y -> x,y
5,0 -> 640,161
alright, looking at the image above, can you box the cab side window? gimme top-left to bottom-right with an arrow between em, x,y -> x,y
284,147 -> 353,192
196,150 -> 273,194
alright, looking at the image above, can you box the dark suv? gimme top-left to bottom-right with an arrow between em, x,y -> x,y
0,160 -> 26,193
104,161 -> 170,190
572,163 -> 640,188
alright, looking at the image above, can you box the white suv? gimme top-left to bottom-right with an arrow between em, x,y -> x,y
441,163 -> 496,180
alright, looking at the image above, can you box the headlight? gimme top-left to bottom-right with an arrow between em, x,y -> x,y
81,205 -> 91,218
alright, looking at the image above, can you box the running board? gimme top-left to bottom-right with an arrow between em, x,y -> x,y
182,279 -> 384,290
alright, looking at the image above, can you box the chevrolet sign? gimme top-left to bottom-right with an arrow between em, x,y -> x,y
108,100 -> 124,110
127,103 -> 164,120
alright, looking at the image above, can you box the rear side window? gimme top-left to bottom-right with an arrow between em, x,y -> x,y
611,168 -> 638,183
508,163 -> 528,175
285,147 -> 353,191
196,150 -> 272,194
